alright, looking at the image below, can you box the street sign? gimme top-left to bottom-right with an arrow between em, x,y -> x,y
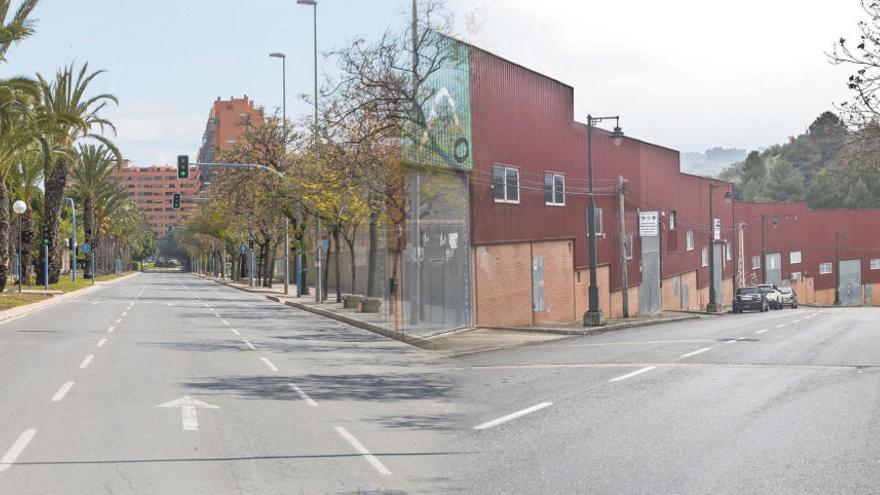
81,243 -> 90,254
713,218 -> 721,241
639,211 -> 659,237
240,245 -> 247,255
321,239 -> 330,250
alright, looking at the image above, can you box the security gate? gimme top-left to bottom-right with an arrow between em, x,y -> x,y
765,252 -> 782,285
839,259 -> 862,305
639,213 -> 661,314
713,244 -> 723,305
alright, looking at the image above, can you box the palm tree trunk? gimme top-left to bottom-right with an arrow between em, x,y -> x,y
39,157 -> 69,284
333,228 -> 342,303
83,196 -> 94,278
0,180 -> 10,291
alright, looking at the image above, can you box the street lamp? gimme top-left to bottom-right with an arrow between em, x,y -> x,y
12,200 -> 26,293
298,0 -> 321,302
706,184 -> 732,312
269,51 -> 293,297
584,115 -> 623,327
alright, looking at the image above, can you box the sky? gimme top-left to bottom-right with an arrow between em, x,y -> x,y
2,0 -> 866,165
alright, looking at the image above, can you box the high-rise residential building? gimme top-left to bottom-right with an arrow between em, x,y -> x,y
112,165 -> 203,239
197,95 -> 265,164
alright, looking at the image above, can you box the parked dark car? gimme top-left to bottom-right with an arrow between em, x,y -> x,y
733,286 -> 768,313
777,286 -> 798,308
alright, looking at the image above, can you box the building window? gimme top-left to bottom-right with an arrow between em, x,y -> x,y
624,234 -> 633,260
791,272 -> 802,281
726,242 -> 732,261
701,247 -> 709,267
493,165 -> 519,203
686,229 -> 694,251
819,262 -> 832,275
668,210 -> 676,230
790,251 -> 802,264
544,172 -> 565,206
752,256 -> 761,270
871,258 -> 880,270
588,207 -> 604,235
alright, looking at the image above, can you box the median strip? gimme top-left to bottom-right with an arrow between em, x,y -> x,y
473,402 -> 553,430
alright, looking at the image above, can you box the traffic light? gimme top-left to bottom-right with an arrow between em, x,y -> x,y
177,155 -> 189,179
172,193 -> 181,209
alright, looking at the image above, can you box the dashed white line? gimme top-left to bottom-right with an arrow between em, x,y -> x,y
230,328 -> 241,336
96,338 -> 107,348
51,382 -> 75,402
774,324 -> 786,328
79,355 -> 94,369
243,339 -> 256,350
221,319 -> 230,326
107,326 -> 115,333
115,318 -> 122,324
681,347 -> 712,358
213,313 -> 220,318
121,311 -> 127,317
610,366 -> 657,382
334,427 -> 392,475
473,402 -> 553,430
259,357 -> 278,371
289,383 -> 318,407
792,319 -> 801,324
0,429 -> 36,475
755,329 -> 768,334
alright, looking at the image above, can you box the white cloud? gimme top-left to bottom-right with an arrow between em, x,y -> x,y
104,100 -> 205,166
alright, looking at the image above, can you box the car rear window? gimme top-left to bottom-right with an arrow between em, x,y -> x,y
737,288 -> 758,295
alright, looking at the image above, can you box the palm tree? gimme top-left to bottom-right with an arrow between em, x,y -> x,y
69,143 -> 119,278
7,144 -> 42,284
0,0 -> 39,62
34,63 -> 119,284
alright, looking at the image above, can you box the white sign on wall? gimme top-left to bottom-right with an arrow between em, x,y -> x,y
713,218 -> 721,241
639,211 -> 659,237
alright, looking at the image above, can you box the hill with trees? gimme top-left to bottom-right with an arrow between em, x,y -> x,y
681,147 -> 747,177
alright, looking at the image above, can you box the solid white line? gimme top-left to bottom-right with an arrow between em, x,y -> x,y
243,339 -> 256,350
473,402 -> 553,430
115,318 -> 122,324
610,366 -> 657,382
775,324 -> 786,328
259,357 -> 278,371
79,355 -> 94,369
96,338 -> 107,348
681,347 -> 711,358
51,382 -> 74,402
289,383 -> 318,407
107,326 -> 115,333
230,328 -> 241,335
221,319 -> 230,326
334,426 -> 391,475
755,329 -> 768,334
0,429 -> 37,475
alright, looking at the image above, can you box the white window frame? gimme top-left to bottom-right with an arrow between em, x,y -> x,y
624,234 -> 633,260
686,229 -> 694,251
588,207 -> 604,236
871,259 -> 880,270
701,246 -> 709,267
726,241 -> 732,261
790,251 -> 802,265
819,262 -> 832,275
493,164 -> 520,204
751,255 -> 761,270
791,272 -> 802,281
668,210 -> 677,231
544,172 -> 565,206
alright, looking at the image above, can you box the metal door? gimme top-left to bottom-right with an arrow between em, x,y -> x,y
713,244 -> 723,305
765,252 -> 782,285
639,220 -> 661,314
839,259 -> 862,305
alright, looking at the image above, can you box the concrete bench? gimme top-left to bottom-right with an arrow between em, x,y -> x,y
359,297 -> 382,313
343,294 -> 363,309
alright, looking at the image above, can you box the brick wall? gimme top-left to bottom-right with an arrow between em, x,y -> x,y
575,265 -> 611,318
474,243 -> 533,327
609,287 -> 640,318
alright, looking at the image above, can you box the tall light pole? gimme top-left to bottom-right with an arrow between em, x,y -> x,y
66,197 -> 76,283
269,51 -> 292,296
706,184 -> 731,312
584,115 -> 624,327
298,0 -> 321,302
12,200 -> 26,293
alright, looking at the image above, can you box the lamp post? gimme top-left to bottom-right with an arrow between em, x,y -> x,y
298,0 -> 321,302
706,184 -> 732,312
66,197 -> 76,283
270,52 -> 292,296
12,200 -> 26,293
583,115 -> 624,327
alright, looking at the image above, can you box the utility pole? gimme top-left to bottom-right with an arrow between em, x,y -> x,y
707,184 -> 718,312
618,176 -> 629,318
760,214 -> 766,284
737,222 -> 745,289
409,0 -> 422,324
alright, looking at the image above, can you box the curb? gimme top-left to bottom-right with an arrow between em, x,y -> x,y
0,272 -> 142,326
486,314 -> 703,337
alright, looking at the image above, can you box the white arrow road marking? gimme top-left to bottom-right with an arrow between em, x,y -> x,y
681,347 -> 712,358
289,383 -> 318,407
334,427 -> 391,475
157,396 -> 219,431
79,355 -> 94,369
259,357 -> 278,372
610,366 -> 656,382
96,338 -> 106,348
473,402 -> 553,430
51,382 -> 74,402
0,429 -> 36,476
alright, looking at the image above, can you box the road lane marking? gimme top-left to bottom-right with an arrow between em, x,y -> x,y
334,427 -> 392,475
243,339 -> 256,350
221,319 -> 230,326
774,324 -> 786,328
289,383 -> 318,407
115,318 -> 122,324
203,303 -> 210,308
107,326 -> 115,333
51,382 -> 74,402
230,328 -> 241,335
610,366 -> 656,382
96,338 -> 107,348
681,347 -> 712,358
157,396 -> 218,431
213,313 -> 220,318
0,429 -> 36,475
259,357 -> 278,371
79,355 -> 94,369
121,311 -> 127,317
473,402 -> 553,430
792,319 -> 801,324
755,329 -> 768,334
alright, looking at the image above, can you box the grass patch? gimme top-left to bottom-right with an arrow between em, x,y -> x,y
0,292 -> 52,311
22,272 -> 134,293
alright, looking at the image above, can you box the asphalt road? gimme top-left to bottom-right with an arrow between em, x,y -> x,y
0,272 -> 469,494
459,305 -> 880,494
